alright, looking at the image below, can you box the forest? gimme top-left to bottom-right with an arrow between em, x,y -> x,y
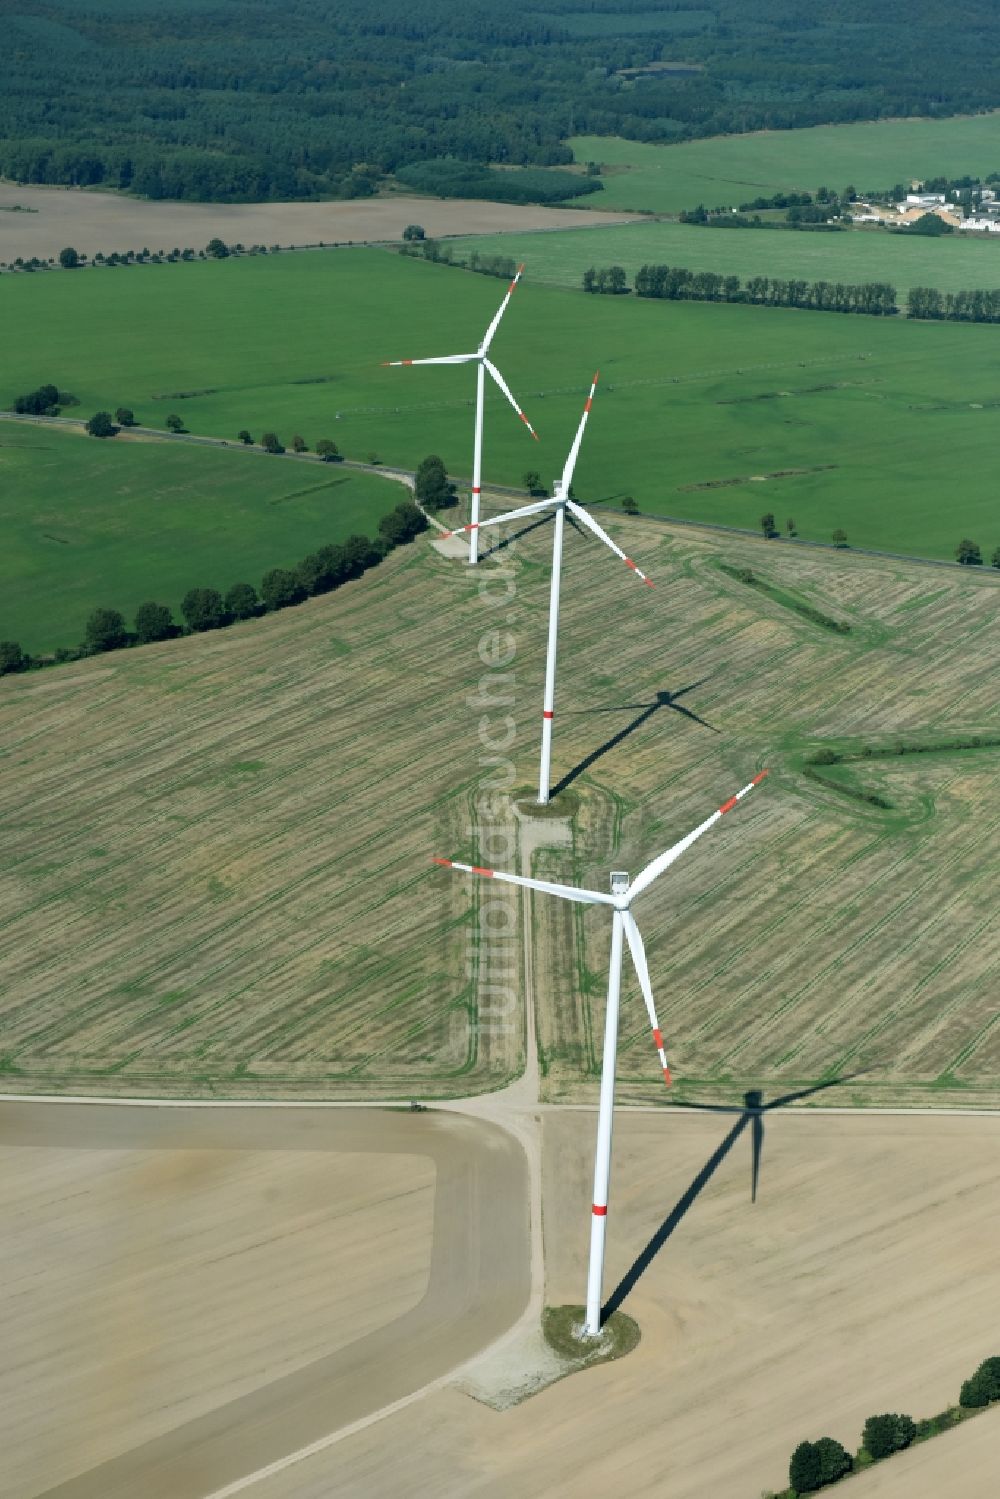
7,0 -> 1000,201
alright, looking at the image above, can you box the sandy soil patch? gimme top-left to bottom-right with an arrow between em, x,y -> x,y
246,1108 -> 1000,1498
1,1103 -> 530,1499
0,185 -> 638,264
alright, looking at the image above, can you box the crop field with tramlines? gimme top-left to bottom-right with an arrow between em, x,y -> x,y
2,509 -> 998,1105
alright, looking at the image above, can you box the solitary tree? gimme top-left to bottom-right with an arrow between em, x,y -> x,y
862,1413 -> 917,1461
786,517 -> 796,535
237,429 -> 254,445
992,545 -> 1000,570
58,246 -> 80,269
621,495 -> 639,514
788,1440 -> 823,1494
224,582 -> 259,620
956,537 -> 982,565
181,587 -> 225,631
523,469 -> 542,494
415,454 -> 451,510
0,640 -> 27,674
165,413 -> 184,433
960,1356 -> 1000,1408
85,607 -> 128,652
115,406 -> 136,427
205,237 -> 230,259
260,431 -> 284,454
315,438 -> 340,461
134,601 -> 175,643
86,411 -> 116,438
832,527 -> 848,547
760,511 -> 776,538
291,434 -> 307,452
261,568 -> 306,611
402,224 -> 425,241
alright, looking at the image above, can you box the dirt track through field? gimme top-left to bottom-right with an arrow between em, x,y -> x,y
1,1103 -> 530,1499
0,184 -> 638,263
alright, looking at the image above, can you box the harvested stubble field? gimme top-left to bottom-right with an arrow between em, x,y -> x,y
1,512 -> 998,1105
239,1109 -> 1000,1499
0,181 -> 635,264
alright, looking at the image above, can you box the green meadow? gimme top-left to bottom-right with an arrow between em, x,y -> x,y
3,248 -> 1000,600
451,218 -> 1000,303
570,114 -> 1000,213
0,423 -> 405,652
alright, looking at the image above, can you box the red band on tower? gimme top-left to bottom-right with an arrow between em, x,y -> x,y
592,1204 -> 607,1216
543,710 -> 554,720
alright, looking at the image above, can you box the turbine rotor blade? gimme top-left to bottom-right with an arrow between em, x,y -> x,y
483,358 -> 539,439
478,263 -> 526,354
622,911 -> 671,1086
443,497 -> 554,538
565,500 -> 653,587
557,372 -> 599,498
626,771 -> 769,903
432,857 -> 614,907
381,354 -> 478,367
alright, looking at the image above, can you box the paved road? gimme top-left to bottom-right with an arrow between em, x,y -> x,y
2,1103 -> 529,1499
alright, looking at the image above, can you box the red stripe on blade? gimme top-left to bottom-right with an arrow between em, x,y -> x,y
752,769 -> 769,784
431,858 -> 453,867
471,865 -> 494,877
584,398 -> 593,412
719,795 -> 738,814
653,1029 -> 663,1047
663,1068 -> 672,1086
592,1204 -> 607,1216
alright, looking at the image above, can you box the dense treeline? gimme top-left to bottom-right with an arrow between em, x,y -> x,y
393,159 -> 601,204
0,498 -> 428,671
586,263 -> 898,315
908,285 -> 1000,321
7,0 -> 1000,201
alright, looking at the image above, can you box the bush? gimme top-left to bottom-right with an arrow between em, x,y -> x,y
165,413 -> 184,433
816,1437 -> 852,1485
960,1356 -> 1000,1409
956,537 -> 982,565
316,438 -> 340,461
84,607 -> 128,652
378,501 -> 429,548
13,382 -> 59,415
237,429 -> 253,445
862,1413 -> 916,1461
224,582 -> 259,620
291,434 -> 307,452
181,587 -> 225,631
261,431 -> 284,454
115,406 -> 136,427
0,640 -> 28,674
86,411 -> 116,438
134,601 -> 175,643
789,1441 -> 823,1493
261,567 -> 306,610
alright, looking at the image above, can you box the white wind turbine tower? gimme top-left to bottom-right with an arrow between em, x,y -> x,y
383,263 -> 538,565
435,769 -> 768,1338
446,372 -> 653,805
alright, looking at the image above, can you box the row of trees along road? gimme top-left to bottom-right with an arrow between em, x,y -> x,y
585,264 -> 898,315
1,498 -> 428,671
778,1355 -> 1000,1495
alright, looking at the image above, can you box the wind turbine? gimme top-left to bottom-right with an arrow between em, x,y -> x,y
383,263 -> 538,565
446,373 -> 653,805
434,769 -> 768,1338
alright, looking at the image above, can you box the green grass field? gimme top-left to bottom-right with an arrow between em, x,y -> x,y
0,423 -> 406,652
451,218 -> 1000,303
3,248 -> 1000,575
569,114 -> 1000,213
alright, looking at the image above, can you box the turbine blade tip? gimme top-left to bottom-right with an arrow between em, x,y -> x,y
431,857 -> 452,867
663,1069 -> 673,1087
752,769 -> 770,783
593,370 -> 600,383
